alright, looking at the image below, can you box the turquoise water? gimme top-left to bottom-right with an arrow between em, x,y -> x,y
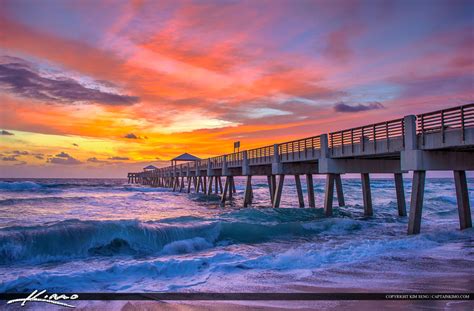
0,178 -> 472,293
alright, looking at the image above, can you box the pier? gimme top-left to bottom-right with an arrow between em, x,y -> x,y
128,103 -> 473,234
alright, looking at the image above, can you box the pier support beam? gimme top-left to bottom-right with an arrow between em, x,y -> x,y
267,175 -> 277,205
306,174 -> 315,208
200,176 -> 205,193
228,176 -> 234,200
196,176 -> 202,193
267,176 -> 274,204
172,177 -> 177,191
454,170 -> 472,230
408,170 -> 426,235
180,176 -> 185,192
272,175 -> 285,208
294,175 -> 304,207
335,174 -> 345,207
394,173 -> 407,216
250,182 -> 254,202
324,174 -> 335,216
218,176 -> 223,193
361,173 -> 373,216
231,177 -> 237,194
243,175 -> 253,207
187,177 -> 192,193
207,176 -> 213,195
221,176 -> 230,206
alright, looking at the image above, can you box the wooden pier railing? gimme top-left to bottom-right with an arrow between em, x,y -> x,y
278,136 -> 321,161
329,117 -> 405,154
418,103 -> 474,144
247,145 -> 274,164
136,103 -> 473,173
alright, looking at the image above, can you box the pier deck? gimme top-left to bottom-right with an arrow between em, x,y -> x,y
128,103 -> 474,234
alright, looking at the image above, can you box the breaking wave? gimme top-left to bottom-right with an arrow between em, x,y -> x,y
0,209 -> 363,265
0,181 -> 43,192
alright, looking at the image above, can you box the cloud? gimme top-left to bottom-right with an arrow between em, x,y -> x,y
12,150 -> 29,155
334,102 -> 384,113
124,133 -> 139,139
87,156 -> 129,163
0,59 -> 139,106
2,156 -> 18,161
322,25 -> 363,63
35,155 -> 44,160
48,157 -> 81,165
87,157 -> 107,163
72,143 -> 79,147
108,156 -> 129,160
1,130 -> 14,135
55,151 -> 71,158
48,152 -> 81,165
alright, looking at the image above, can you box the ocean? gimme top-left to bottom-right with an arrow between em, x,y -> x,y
0,177 -> 473,309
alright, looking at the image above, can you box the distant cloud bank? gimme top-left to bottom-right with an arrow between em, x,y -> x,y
124,133 -> 139,139
108,156 -> 129,161
1,130 -> 14,135
47,152 -> 81,165
334,102 -> 384,113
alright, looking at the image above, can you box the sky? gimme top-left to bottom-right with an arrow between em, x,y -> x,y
0,0 -> 473,178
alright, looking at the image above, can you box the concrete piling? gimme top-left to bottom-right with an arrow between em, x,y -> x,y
306,174 -> 315,208
228,176 -> 234,200
218,176 -> 223,193
335,174 -> 345,207
207,176 -> 212,195
243,175 -> 253,207
324,174 -> 335,216
454,170 -> 472,230
361,173 -> 373,216
408,170 -> 426,235
394,173 -> 406,216
267,175 -> 274,204
221,176 -> 230,206
272,174 -> 285,208
295,175 -> 304,208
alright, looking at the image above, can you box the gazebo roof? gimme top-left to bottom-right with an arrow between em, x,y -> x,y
171,153 -> 200,162
143,165 -> 158,170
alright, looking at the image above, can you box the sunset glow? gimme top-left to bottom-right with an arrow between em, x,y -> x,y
1,0 -> 473,177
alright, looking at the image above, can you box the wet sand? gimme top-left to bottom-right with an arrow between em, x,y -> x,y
71,298 -> 474,311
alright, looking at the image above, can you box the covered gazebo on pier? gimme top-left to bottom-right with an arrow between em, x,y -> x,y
143,165 -> 158,172
170,153 -> 200,166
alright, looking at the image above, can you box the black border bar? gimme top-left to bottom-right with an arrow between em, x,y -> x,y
0,293 -> 472,301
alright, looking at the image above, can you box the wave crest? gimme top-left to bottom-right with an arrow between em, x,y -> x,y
0,181 -> 43,192
0,211 -> 364,265
0,219 -> 220,264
